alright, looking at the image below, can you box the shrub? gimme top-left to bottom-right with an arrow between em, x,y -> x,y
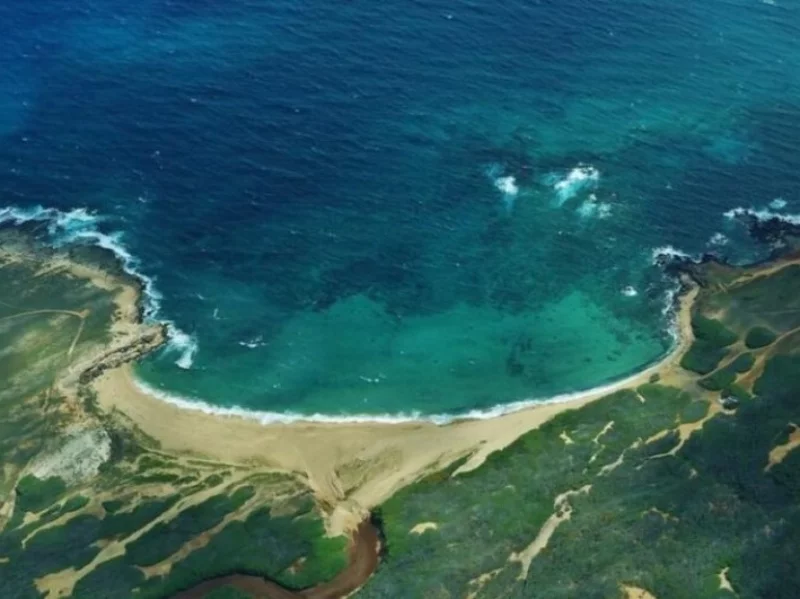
15,475 -> 66,514
723,383 -> 753,402
745,326 -> 777,349
681,341 -> 729,375
729,353 -> 755,373
680,400 -> 710,424
60,495 -> 90,515
698,369 -> 736,391
102,500 -> 125,514
691,315 -> 738,347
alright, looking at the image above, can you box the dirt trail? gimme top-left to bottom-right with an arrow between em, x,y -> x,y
172,519 -> 380,599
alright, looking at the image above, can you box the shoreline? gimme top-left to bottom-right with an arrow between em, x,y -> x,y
89,270 -> 699,531
0,229 -> 708,535
129,338 -> 681,426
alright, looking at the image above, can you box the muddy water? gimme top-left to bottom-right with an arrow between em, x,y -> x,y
173,520 -> 380,599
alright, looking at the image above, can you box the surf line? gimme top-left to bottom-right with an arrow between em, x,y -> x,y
128,279 -> 695,427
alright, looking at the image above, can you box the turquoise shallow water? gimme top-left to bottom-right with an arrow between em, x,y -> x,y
1,0 -> 799,417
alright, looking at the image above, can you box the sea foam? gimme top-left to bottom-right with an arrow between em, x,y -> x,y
724,206 -> 800,226
708,232 -> 729,246
132,341 -> 674,426
488,167 -> 519,213
550,165 -> 600,205
577,194 -> 611,219
650,245 -> 692,265
769,198 -> 787,210
169,329 -> 198,369
0,204 -> 195,368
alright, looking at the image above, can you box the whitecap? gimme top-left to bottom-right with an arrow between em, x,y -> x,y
724,206 -> 800,226
551,165 -> 600,205
769,197 -> 787,210
708,232 -> 729,246
650,245 -> 691,265
238,335 -> 265,349
494,175 -> 518,196
169,328 -> 198,369
621,286 -> 638,297
492,174 -> 519,212
577,194 -> 612,219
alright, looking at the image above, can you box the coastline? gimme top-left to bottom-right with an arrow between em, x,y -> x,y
0,231 -> 711,535
89,265 -> 699,532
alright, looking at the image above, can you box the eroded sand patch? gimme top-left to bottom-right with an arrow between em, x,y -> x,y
509,484 -> 592,581
621,585 -> 658,599
719,566 -> 735,593
409,522 -> 438,535
765,423 -> 800,471
27,427 -> 111,485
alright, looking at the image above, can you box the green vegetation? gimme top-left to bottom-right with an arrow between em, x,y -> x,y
101,499 -> 125,514
14,475 -> 67,514
206,587 -> 255,599
126,488 -> 256,567
363,384 -> 704,598
698,353 -> 754,392
60,494 -> 90,514
679,399 -> 709,424
2,475 -> 345,598
0,245 -> 348,599
99,496 -> 179,539
358,260 -> 800,599
3,225 -> 800,599
745,326 -> 778,349
680,342 -> 729,374
359,356 -> 800,599
723,382 -> 753,402
698,368 -> 736,391
691,314 -> 738,347
680,316 -> 739,375
69,498 -> 348,598
729,352 -> 755,373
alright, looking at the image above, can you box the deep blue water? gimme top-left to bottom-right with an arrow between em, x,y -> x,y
1,0 -> 799,417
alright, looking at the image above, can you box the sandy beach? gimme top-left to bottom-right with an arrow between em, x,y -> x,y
89,270 -> 699,534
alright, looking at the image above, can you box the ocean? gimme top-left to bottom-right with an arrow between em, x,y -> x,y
1,0 -> 799,419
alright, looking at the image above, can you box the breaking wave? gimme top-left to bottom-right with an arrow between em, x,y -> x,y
650,244 -> 693,265
132,346 -> 674,425
577,194 -> 611,219
708,232 -> 729,246
724,206 -> 800,226
548,165 -> 600,205
0,204 -> 196,368
487,165 -> 520,212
